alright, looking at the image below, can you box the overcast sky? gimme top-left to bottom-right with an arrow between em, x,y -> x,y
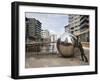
25,12 -> 69,38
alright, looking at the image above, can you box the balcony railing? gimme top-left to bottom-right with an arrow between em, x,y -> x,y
80,17 -> 89,24
80,22 -> 89,29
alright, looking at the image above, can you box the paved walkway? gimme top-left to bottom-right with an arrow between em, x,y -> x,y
25,48 -> 89,68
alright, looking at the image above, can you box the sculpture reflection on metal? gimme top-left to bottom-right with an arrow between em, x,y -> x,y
57,31 -> 88,62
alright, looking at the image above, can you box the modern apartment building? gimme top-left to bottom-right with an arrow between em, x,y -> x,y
79,15 -> 89,42
68,15 -> 81,35
25,18 -> 41,41
65,14 -> 89,42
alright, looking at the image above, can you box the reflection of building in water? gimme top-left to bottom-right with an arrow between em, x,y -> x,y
65,15 -> 89,42
41,30 -> 51,53
25,17 -> 42,42
50,34 -> 57,53
41,30 -> 57,53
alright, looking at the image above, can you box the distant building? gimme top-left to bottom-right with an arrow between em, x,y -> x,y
41,30 -> 50,53
41,30 -> 50,39
65,14 -> 89,42
50,34 -> 57,53
41,29 -> 51,42
50,34 -> 57,42
25,18 -> 41,41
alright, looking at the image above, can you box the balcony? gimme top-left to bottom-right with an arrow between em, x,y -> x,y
80,17 -> 89,25
80,22 -> 89,29
80,15 -> 89,20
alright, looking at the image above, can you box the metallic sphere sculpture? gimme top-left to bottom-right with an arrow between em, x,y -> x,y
57,32 -> 88,62
57,32 -> 77,57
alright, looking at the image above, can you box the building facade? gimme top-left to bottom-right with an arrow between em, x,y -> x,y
41,29 -> 51,42
68,15 -> 81,35
41,30 -> 50,39
65,14 -> 89,42
79,15 -> 89,42
25,18 -> 42,52
25,18 -> 42,41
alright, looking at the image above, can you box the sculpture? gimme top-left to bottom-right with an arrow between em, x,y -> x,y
57,32 -> 88,62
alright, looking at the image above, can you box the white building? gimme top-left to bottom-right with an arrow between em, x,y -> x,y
68,14 -> 81,35
50,34 -> 57,53
41,30 -> 50,39
41,30 -> 50,53
65,14 -> 89,42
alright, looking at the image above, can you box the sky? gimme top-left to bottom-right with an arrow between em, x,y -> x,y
25,12 -> 69,38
